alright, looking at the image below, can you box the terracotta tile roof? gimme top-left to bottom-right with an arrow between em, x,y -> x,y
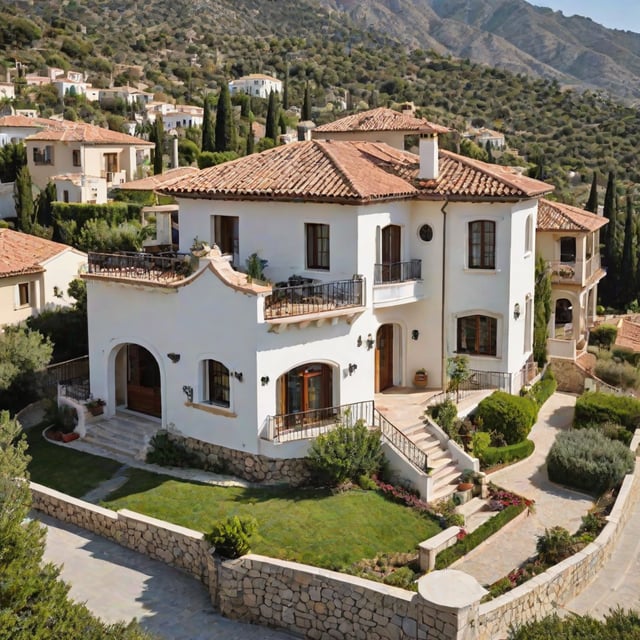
313,107 -> 450,135
615,317 -> 640,352
0,115 -> 64,129
118,166 -> 200,191
163,140 -> 553,203
0,229 -> 80,278
26,121 -> 153,146
163,140 -> 419,203
537,199 -> 608,232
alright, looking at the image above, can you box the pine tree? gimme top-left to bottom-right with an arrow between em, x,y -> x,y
585,171 -> 598,213
302,82 -> 312,121
152,115 -> 164,175
215,82 -> 236,152
265,90 -> 278,141
13,166 -> 34,233
620,191 -> 636,307
201,93 -> 215,152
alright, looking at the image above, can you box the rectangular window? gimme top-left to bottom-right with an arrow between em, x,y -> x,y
33,146 -> 53,165
306,223 -> 330,270
205,360 -> 230,407
468,220 -> 495,269
72,149 -> 81,167
457,315 -> 497,356
18,282 -> 30,307
560,237 -> 576,263
104,152 -> 118,174
213,215 -> 239,266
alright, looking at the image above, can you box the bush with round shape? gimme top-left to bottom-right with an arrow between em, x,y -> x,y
475,391 -> 537,445
547,429 -> 634,495
574,391 -> 640,431
205,515 -> 258,559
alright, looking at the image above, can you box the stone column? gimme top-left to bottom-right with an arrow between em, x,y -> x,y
416,570 -> 487,640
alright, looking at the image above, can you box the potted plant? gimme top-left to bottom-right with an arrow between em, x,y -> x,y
86,398 -> 105,416
190,236 -> 210,258
414,368 -> 428,388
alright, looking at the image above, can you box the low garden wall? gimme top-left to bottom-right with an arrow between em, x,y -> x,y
30,444 -> 640,640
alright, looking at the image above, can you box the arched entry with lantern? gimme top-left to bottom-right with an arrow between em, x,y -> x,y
114,343 -> 162,418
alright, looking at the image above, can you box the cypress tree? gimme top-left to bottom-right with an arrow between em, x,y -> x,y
534,255 -> 552,367
279,110 -> 287,136
246,118 -> 255,156
36,180 -> 56,227
265,90 -> 278,141
283,66 -> 289,110
302,82 -> 312,121
201,94 -> 215,152
585,171 -> 598,213
13,166 -> 34,233
620,191 -> 636,307
600,171 -> 618,307
215,82 -> 235,152
153,115 -> 164,175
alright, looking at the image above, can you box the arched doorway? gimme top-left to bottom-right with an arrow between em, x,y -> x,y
555,298 -> 573,337
115,344 -> 161,418
277,363 -> 334,425
376,324 -> 395,392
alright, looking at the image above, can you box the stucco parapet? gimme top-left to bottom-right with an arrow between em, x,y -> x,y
118,508 -> 205,540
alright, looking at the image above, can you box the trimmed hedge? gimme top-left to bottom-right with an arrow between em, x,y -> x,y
547,429 -> 634,495
589,324 -> 618,349
574,392 -> 640,431
480,439 -> 535,468
435,504 -> 525,569
475,391 -> 537,445
52,201 -> 141,229
525,369 -> 557,407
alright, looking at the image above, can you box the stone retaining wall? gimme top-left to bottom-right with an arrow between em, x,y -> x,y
31,483 -> 210,584
30,451 -> 640,640
167,432 -> 312,485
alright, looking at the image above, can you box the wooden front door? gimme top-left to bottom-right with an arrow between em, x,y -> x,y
376,324 -> 394,392
381,225 -> 401,282
127,345 -> 161,418
279,363 -> 332,426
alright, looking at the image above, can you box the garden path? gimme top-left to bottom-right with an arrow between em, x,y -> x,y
451,392 -> 594,586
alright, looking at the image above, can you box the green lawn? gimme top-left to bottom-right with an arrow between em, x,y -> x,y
103,469 -> 441,570
25,427 -> 123,498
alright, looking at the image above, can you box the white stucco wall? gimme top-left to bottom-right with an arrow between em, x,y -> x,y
41,249 -> 87,309
0,274 -> 41,325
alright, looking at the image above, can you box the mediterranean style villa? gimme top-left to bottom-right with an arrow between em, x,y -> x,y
80,108 -> 560,499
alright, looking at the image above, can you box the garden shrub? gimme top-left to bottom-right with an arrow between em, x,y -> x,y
535,526 -> 575,565
475,391 -> 537,445
547,429 -> 634,495
574,392 -> 640,431
471,430 -> 491,462
594,358 -> 640,390
589,323 -> 618,349
523,368 -> 557,407
576,420 -> 633,446
428,399 -> 457,434
146,431 -> 201,468
307,420 -> 383,486
431,497 -> 465,528
612,346 -> 640,367
435,504 -> 524,569
205,515 -> 258,559
382,566 -> 416,589
480,439 -> 535,468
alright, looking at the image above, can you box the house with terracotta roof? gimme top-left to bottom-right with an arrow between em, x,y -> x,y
24,120 -> 153,203
536,199 -> 607,360
0,229 -> 86,326
80,118 -> 552,499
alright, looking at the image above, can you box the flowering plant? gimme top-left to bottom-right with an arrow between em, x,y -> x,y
86,398 -> 106,409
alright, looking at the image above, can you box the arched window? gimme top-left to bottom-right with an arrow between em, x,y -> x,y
457,315 -> 497,356
468,220 -> 495,269
202,360 -> 230,407
525,214 -> 533,254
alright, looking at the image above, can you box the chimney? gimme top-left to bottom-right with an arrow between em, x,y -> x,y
171,136 -> 179,169
418,134 -> 439,180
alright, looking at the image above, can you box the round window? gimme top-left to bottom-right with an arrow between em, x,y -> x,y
419,224 -> 433,242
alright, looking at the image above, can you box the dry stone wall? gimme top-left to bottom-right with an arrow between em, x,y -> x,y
168,432 -> 312,485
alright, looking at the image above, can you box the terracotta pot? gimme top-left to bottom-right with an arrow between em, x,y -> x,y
62,432 -> 80,443
457,482 -> 474,492
88,406 -> 104,416
414,371 -> 428,388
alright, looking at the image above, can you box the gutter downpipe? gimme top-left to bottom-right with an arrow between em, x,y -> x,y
441,200 -> 449,391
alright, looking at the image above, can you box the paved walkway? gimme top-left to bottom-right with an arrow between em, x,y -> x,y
39,513 -> 297,640
452,392 -> 594,586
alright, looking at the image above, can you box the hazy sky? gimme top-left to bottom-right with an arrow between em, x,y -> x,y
527,1 -> 640,33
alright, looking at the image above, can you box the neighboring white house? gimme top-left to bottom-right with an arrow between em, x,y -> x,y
536,199 -> 607,361
0,229 -> 86,325
97,87 -> 154,108
0,114 -> 61,147
229,74 -> 282,99
82,117 -> 552,490
162,106 -> 204,131
463,127 -> 506,150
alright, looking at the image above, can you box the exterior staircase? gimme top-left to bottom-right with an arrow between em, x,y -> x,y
72,412 -> 159,462
401,418 -> 462,502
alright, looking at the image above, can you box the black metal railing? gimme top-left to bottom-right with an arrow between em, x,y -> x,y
264,278 -> 364,320
87,251 -> 192,282
373,408 -> 429,472
59,376 -> 91,401
373,259 -> 422,285
38,355 -> 89,398
266,400 -> 428,472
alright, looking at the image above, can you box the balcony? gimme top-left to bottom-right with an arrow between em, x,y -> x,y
84,251 -> 192,285
372,259 -> 424,308
264,277 -> 365,327
549,254 -> 603,286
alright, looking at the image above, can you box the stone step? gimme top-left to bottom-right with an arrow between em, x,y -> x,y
429,482 -> 459,504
